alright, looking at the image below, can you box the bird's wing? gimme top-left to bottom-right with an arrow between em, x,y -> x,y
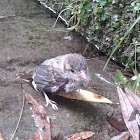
32,64 -> 67,94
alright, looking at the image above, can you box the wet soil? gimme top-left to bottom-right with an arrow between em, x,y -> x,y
0,0 -> 128,140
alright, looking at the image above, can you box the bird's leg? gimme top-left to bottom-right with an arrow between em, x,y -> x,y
43,92 -> 58,110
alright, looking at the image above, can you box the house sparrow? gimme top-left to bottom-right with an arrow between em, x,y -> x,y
31,53 -> 90,110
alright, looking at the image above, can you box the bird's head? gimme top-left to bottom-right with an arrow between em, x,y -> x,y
64,54 -> 90,85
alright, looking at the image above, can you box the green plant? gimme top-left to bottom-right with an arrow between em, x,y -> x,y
103,16 -> 140,70
127,0 -> 140,13
53,0 -> 90,30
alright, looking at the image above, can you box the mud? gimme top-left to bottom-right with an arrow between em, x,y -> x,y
0,0 -> 128,140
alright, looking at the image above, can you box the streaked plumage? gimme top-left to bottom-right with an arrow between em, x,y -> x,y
31,53 -> 90,110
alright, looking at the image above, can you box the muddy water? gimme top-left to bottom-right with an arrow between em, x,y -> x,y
0,0 -> 124,140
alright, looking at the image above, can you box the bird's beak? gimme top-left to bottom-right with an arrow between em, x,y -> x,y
78,70 -> 87,80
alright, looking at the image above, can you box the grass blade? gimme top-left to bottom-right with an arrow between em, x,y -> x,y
103,16 -> 140,70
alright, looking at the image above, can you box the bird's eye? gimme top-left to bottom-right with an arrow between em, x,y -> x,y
71,69 -> 75,73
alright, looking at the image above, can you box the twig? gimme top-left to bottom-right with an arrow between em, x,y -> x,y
0,15 -> 16,19
67,17 -> 81,31
38,1 -> 68,25
53,8 -> 69,28
10,84 -> 25,140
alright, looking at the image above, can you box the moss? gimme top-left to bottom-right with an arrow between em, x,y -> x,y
28,35 -> 34,40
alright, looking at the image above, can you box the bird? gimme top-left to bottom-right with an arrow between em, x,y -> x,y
22,53 -> 90,110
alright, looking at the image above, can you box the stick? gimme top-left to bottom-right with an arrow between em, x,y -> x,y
39,1 -> 68,25
10,84 -> 25,140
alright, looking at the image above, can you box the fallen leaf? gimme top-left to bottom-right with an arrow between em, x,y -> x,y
112,127 -> 120,135
106,116 -> 124,132
120,70 -> 134,77
25,93 -> 39,105
50,124 -> 63,130
124,87 -> 140,113
58,89 -> 115,104
0,133 -> 4,140
94,134 -> 102,140
52,133 -> 60,140
110,131 -> 130,140
120,131 -> 130,140
29,131 -> 40,140
117,86 -> 139,140
64,131 -> 95,140
25,93 -> 51,140
111,69 -> 134,77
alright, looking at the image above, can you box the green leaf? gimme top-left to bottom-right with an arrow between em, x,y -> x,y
133,73 -> 140,96
95,0 -> 106,6
114,70 -> 133,90
82,19 -> 87,26
137,47 -> 140,53
85,5 -> 92,12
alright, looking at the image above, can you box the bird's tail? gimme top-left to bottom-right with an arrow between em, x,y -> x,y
17,69 -> 35,88
18,71 -> 33,84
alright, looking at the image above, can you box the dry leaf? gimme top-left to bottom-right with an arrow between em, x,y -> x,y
50,124 -> 63,130
110,131 -> 130,140
124,87 -> 140,113
25,93 -> 51,140
64,131 -> 95,140
58,89 -> 115,104
110,69 -> 133,77
52,133 -> 60,140
117,86 -> 139,140
106,116 -> 124,132
94,135 -> 102,140
29,131 -> 40,140
120,70 -> 133,77
25,93 -> 39,106
0,133 -> 4,140
120,131 -> 130,140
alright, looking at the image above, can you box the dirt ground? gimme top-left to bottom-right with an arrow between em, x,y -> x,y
0,0 -> 129,140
